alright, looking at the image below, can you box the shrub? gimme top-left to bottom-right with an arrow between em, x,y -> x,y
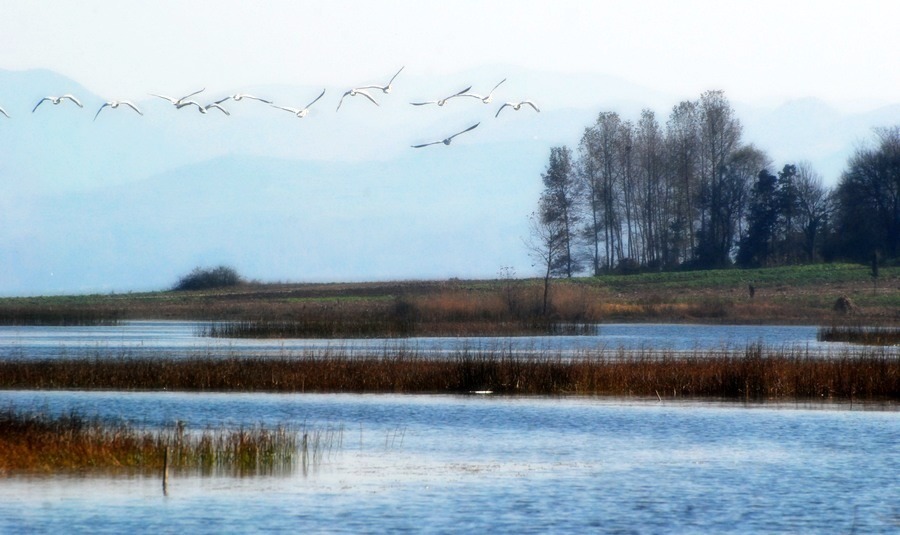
616,258 -> 641,275
173,265 -> 243,291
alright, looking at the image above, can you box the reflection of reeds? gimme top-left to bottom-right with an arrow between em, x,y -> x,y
0,410 -> 340,475
818,325 -> 900,346
1,346 -> 897,401
197,318 -> 596,339
0,307 -> 120,326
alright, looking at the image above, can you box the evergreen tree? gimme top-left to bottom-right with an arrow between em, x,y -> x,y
774,164 -> 801,263
737,169 -> 779,267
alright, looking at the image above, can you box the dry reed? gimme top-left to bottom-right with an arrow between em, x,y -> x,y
0,410 -> 340,475
818,325 -> 900,346
0,346 -> 896,401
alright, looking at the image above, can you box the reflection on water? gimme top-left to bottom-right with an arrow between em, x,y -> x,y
1,323 -> 895,532
0,391 -> 898,533
0,321 -> 855,360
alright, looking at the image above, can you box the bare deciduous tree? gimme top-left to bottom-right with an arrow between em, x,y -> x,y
665,100 -> 702,263
794,161 -> 831,262
525,213 -> 566,316
695,90 -> 744,267
540,146 -> 582,277
834,126 -> 900,260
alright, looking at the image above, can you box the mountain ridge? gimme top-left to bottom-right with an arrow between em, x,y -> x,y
2,67 -> 899,295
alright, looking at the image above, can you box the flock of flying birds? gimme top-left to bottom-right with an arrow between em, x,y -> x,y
0,67 -> 540,148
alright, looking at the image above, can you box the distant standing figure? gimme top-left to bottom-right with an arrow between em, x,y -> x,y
748,284 -> 755,298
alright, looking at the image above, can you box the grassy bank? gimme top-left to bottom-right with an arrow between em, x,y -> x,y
0,410 -> 340,475
0,263 -> 897,330
0,347 -> 897,401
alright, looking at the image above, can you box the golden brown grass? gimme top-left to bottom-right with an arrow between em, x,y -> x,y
818,325 -> 900,346
0,410 -> 339,475
1,347 -> 897,401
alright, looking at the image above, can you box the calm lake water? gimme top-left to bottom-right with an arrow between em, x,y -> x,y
0,321 -> 859,360
1,323 -> 897,532
1,391 -> 898,533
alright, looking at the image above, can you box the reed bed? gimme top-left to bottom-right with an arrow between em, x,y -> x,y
0,410 -> 340,475
0,346 -> 897,401
195,288 -> 598,338
818,325 -> 900,346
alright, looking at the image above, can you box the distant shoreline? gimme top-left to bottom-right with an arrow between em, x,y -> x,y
1,263 -> 897,328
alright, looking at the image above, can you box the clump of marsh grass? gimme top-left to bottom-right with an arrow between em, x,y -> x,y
818,325 -> 900,346
0,410 -> 340,476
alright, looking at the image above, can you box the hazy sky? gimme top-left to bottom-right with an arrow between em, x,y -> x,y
2,0 -> 898,107
2,0 -> 899,294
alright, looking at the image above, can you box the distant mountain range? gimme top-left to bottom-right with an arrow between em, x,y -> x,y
1,67 -> 898,295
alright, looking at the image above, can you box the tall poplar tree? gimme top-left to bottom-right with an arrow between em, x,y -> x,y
695,90 -> 744,267
539,146 -> 582,277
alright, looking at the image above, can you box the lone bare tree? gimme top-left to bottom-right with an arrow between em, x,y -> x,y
525,213 -> 566,317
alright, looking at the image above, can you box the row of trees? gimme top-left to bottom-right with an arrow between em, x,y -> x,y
532,90 -> 900,276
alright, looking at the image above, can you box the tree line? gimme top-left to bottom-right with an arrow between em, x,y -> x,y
532,90 -> 900,276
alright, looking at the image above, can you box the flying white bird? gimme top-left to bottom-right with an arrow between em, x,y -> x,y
214,93 -> 273,105
460,78 -> 506,104
204,101 -> 231,115
94,100 -> 143,121
495,100 -> 540,118
32,94 -> 83,112
149,88 -> 206,107
174,100 -> 208,114
336,88 -> 379,111
411,122 -> 480,148
269,89 -> 326,118
357,66 -> 405,94
410,86 -> 472,107
0,106 -> 9,118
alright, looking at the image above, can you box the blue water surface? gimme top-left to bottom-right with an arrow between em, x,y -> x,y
0,391 -> 897,533
0,321 -> 855,361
